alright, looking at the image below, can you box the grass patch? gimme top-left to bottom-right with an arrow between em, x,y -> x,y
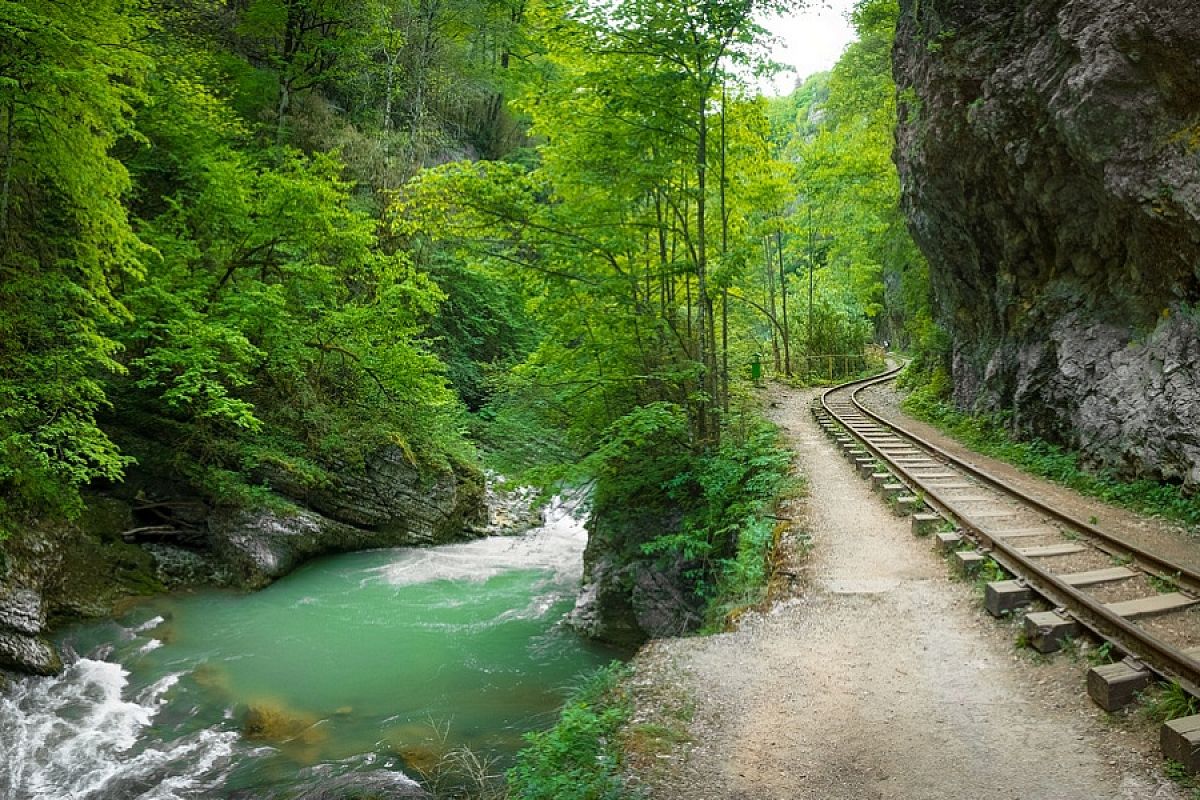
1150,572 -> 1182,594
507,663 -> 637,800
1142,681 -> 1200,723
1087,641 -> 1118,667
899,366 -> 1200,531
1163,759 -> 1200,800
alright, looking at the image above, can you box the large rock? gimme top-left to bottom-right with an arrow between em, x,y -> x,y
210,506 -> 376,587
0,498 -> 164,675
569,511 -> 704,648
570,555 -> 704,648
213,451 -> 486,588
0,588 -> 44,636
262,447 -> 486,543
0,631 -> 62,675
292,771 -> 432,800
893,0 -> 1200,488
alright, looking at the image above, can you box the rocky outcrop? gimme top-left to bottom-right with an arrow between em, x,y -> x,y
893,0 -> 1200,488
260,449 -> 485,543
0,449 -> 486,676
0,497 -> 164,676
209,450 -> 485,588
569,510 -> 704,649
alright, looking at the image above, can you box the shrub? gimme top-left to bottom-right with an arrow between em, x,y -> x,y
507,663 -> 634,800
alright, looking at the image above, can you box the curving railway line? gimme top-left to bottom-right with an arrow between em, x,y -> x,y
814,365 -> 1200,718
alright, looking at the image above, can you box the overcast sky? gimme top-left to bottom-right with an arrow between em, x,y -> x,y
759,0 -> 859,96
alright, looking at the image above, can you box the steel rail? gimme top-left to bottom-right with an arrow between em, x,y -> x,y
819,365 -> 1200,695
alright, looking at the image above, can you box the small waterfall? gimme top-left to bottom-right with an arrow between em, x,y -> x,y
0,658 -> 237,800
370,491 -> 589,592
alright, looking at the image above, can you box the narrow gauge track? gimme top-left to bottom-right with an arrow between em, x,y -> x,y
816,366 -> 1200,697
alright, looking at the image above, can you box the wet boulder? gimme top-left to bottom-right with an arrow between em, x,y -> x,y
293,771 -> 432,800
0,631 -> 63,676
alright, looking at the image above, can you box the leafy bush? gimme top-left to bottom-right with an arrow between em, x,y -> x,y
580,402 -> 794,620
507,663 -> 634,800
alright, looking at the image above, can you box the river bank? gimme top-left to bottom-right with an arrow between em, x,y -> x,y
0,494 -> 618,799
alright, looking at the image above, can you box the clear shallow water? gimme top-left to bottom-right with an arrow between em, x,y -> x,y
0,497 -> 620,799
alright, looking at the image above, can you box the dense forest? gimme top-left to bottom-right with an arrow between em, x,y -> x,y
13,0 -> 1200,797
0,0 -> 929,563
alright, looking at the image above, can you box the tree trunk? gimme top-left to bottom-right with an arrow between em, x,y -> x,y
719,86 -> 729,414
777,230 -> 791,377
0,100 -> 14,236
695,76 -> 718,442
765,237 -> 780,371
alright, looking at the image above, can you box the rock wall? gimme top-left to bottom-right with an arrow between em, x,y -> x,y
893,0 -> 1200,488
569,507 -> 704,649
0,449 -> 485,675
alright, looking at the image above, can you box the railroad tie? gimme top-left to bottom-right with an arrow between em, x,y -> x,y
1016,543 -> 1087,558
1058,567 -> 1137,587
1105,592 -> 1199,620
985,526 -> 1059,539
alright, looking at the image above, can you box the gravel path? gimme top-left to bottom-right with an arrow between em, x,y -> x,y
624,387 -> 1182,800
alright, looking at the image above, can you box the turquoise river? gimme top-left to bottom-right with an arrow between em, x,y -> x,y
0,496 -> 621,799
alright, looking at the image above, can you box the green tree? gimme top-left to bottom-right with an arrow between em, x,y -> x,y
767,0 -> 932,368
0,0 -> 150,532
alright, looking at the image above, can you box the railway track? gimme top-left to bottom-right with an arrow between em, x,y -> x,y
814,365 -> 1200,713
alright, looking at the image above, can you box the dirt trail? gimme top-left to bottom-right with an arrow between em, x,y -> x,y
625,387 -> 1181,800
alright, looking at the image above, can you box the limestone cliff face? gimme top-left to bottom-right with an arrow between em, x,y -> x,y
893,0 -> 1200,488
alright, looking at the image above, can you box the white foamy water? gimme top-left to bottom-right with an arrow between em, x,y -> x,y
367,494 -> 589,590
0,659 -> 237,800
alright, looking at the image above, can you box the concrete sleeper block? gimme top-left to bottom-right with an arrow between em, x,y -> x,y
984,580 -> 1030,617
912,513 -> 941,536
954,550 -> 986,575
1023,610 -> 1079,654
1162,715 -> 1200,775
935,531 -> 963,552
1088,659 -> 1152,712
